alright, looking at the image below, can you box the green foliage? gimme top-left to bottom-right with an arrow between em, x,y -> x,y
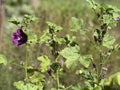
9,18 -> 21,25
29,71 -> 45,84
71,85 -> 82,90
60,45 -> 80,68
46,21 -> 63,32
71,17 -> 85,35
27,33 -> 37,44
109,72 -> 120,86
9,15 -> 39,28
103,33 -> 116,49
60,46 -> 92,68
79,55 -> 92,68
0,54 -> 7,65
86,0 -> 98,9
14,81 -> 43,90
37,55 -> 51,72
93,86 -> 102,90
40,21 -> 63,46
6,0 -> 120,90
40,30 -> 51,43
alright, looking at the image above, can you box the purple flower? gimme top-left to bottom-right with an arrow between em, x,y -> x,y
116,17 -> 120,21
12,29 -> 28,46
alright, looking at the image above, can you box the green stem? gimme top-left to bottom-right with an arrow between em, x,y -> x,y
97,45 -> 104,85
56,69 -> 59,89
25,45 -> 28,82
55,54 -> 60,89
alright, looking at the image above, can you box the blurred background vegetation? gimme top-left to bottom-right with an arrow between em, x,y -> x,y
0,0 -> 120,90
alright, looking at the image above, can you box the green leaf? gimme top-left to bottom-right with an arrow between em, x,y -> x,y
46,21 -> 63,32
109,72 -> 120,85
100,78 -> 110,86
37,55 -> 51,72
14,81 -> 43,90
60,46 -> 92,68
27,33 -> 37,43
55,38 -> 66,45
60,45 -> 80,68
93,86 -> 102,90
40,30 -> 50,43
103,34 -> 116,49
0,54 -> 7,65
102,15 -> 113,25
79,55 -> 93,68
24,15 -> 39,23
30,71 -> 45,83
14,81 -> 25,90
9,18 -> 21,25
84,81 -> 93,90
71,85 -> 82,90
30,16 -> 39,22
86,0 -> 98,9
71,17 -> 85,35
65,34 -> 76,46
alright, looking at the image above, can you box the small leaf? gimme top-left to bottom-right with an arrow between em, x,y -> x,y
65,34 -> 76,46
60,45 -> 80,68
71,17 -> 85,35
55,38 -> 66,44
103,34 -> 116,49
37,55 -> 51,72
9,18 -> 21,25
79,55 -> 92,68
93,86 -> 102,90
86,0 -> 98,9
0,54 -> 7,65
40,30 -> 50,43
100,78 -> 110,86
109,72 -> 120,85
60,46 -> 92,68
71,85 -> 82,90
46,21 -> 63,32
30,71 -> 45,83
14,81 -> 25,90
28,33 -> 37,43
14,81 -> 43,90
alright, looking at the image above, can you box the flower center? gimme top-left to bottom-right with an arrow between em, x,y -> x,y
18,36 -> 23,41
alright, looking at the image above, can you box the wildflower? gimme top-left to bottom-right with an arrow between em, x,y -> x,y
116,17 -> 120,21
12,29 -> 28,46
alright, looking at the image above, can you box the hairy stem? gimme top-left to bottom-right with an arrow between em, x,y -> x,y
25,45 -> 28,82
56,69 -> 60,89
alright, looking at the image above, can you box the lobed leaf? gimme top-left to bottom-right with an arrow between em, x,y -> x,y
0,54 -> 7,65
37,55 -> 51,72
103,34 -> 116,49
60,45 -> 80,68
60,46 -> 92,68
109,72 -> 120,86
79,55 -> 93,68
14,81 -> 43,90
71,17 -> 85,35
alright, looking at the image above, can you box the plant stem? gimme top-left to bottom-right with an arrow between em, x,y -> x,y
56,69 -> 59,89
55,54 -> 60,89
97,45 -> 104,85
25,45 -> 28,82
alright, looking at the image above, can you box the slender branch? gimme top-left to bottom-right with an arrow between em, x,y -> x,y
56,69 -> 60,89
25,45 -> 28,82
